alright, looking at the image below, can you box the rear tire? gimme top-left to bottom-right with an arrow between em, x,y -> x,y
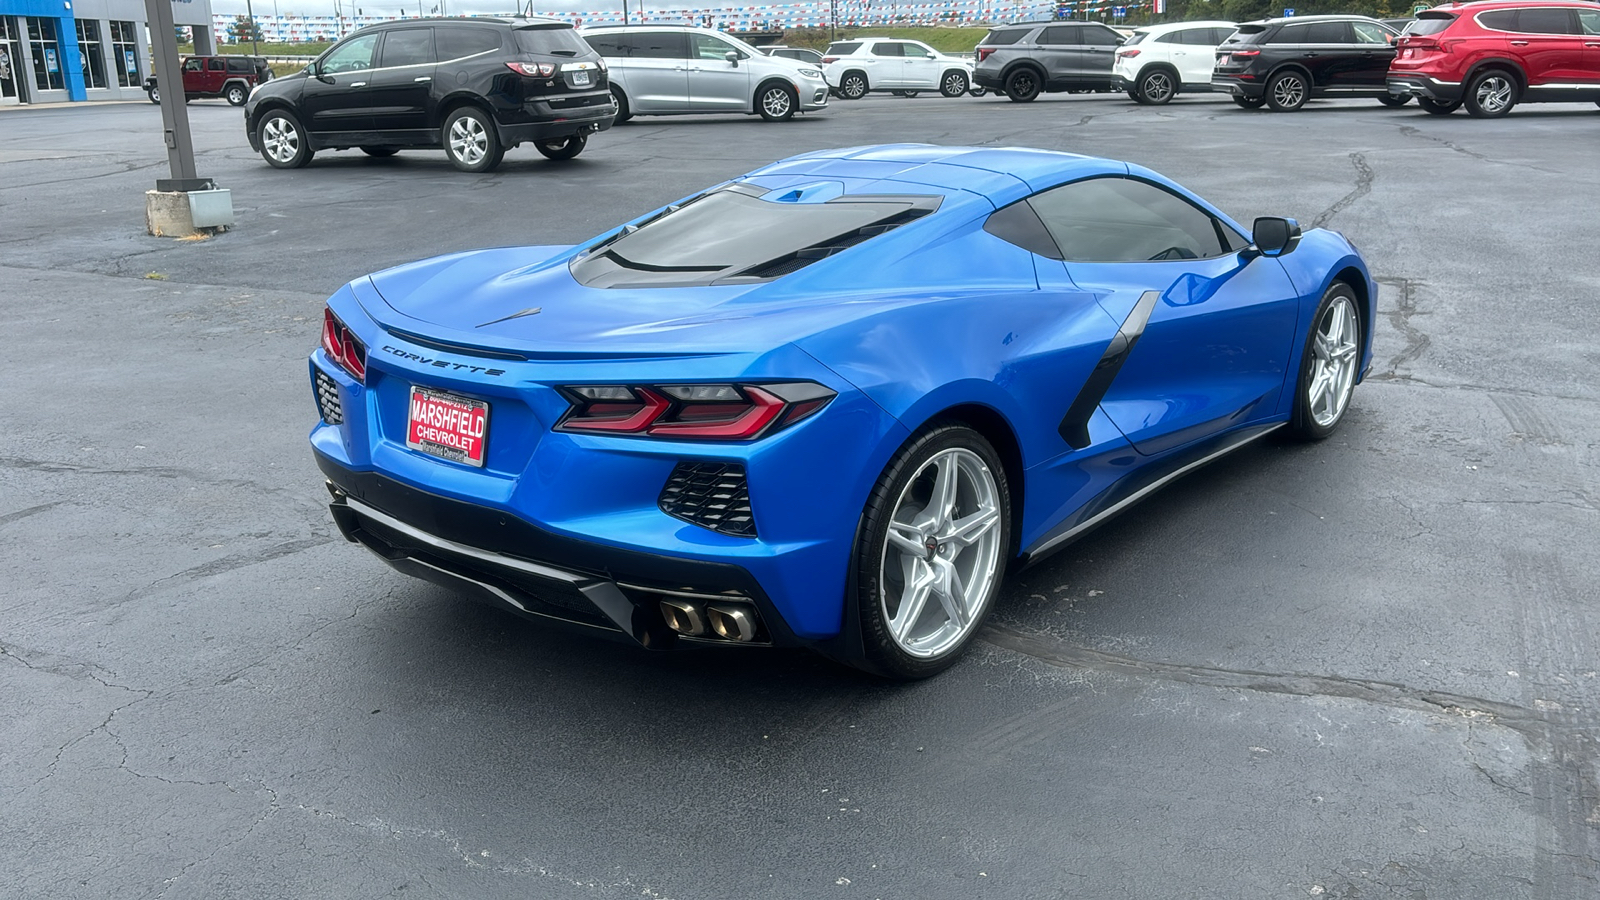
1135,68 -> 1176,105
852,423 -> 1011,680
360,146 -> 399,157
441,106 -> 503,173
839,71 -> 868,99
1265,70 -> 1309,111
1004,68 -> 1041,102
1287,282 -> 1362,441
1233,95 -> 1266,109
225,83 -> 249,106
1419,97 -> 1460,115
535,133 -> 587,159
967,85 -> 988,97
1464,69 -> 1517,117
756,82 -> 796,121
940,70 -> 968,97
146,86 -> 160,104
256,109 -> 313,169
610,86 -> 632,124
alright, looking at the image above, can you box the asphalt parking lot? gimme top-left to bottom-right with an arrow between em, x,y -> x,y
3,93 -> 1598,899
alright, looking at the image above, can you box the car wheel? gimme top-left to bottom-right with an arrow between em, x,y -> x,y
147,86 -> 160,104
1004,68 -> 1040,102
1465,69 -> 1517,118
1287,282 -> 1362,441
534,133 -> 587,160
1377,94 -> 1411,108
839,72 -> 868,100
256,110 -> 313,169
360,146 -> 399,157
756,83 -> 796,121
1232,95 -> 1266,109
967,85 -> 988,97
225,84 -> 248,106
610,86 -> 632,124
1135,69 -> 1175,105
441,106 -> 503,173
1266,70 -> 1309,111
854,423 -> 1011,680
941,71 -> 968,97
1419,97 -> 1461,115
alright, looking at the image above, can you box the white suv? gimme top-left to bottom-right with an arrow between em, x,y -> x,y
580,25 -> 829,122
1111,20 -> 1237,104
821,38 -> 975,99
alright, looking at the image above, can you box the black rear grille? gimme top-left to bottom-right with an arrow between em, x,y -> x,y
549,93 -> 610,109
315,370 -> 344,425
658,462 -> 757,538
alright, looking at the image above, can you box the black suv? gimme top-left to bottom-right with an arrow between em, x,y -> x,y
1212,16 -> 1404,111
245,17 -> 615,172
972,21 -> 1126,102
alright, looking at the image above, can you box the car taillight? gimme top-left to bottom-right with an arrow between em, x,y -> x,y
976,48 -> 994,62
821,56 -> 840,64
1225,49 -> 1260,59
506,61 -> 557,77
556,382 -> 835,441
1116,49 -> 1141,58
320,307 -> 366,382
1403,38 -> 1442,51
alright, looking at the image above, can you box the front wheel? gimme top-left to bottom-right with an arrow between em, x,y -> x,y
1135,69 -> 1176,105
1266,71 -> 1309,111
535,133 -> 587,159
146,86 -> 160,104
1465,69 -> 1517,118
1004,68 -> 1040,102
225,83 -> 249,106
940,71 -> 969,98
853,424 -> 1011,680
1233,94 -> 1266,109
256,110 -> 313,169
441,106 -> 503,173
839,72 -> 868,100
1287,282 -> 1362,441
1419,97 -> 1461,115
756,83 -> 796,121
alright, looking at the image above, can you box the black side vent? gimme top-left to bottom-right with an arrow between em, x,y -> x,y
658,462 -> 757,538
736,208 -> 933,280
315,370 -> 344,425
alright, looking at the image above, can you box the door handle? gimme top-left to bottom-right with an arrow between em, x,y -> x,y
1511,40 -> 1529,46
349,81 -> 366,88
413,76 -> 431,82
1305,52 -> 1319,58
1586,42 -> 1600,48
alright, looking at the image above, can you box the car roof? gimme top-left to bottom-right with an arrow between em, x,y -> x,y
751,144 -> 1123,202
1255,14 -> 1385,24
1431,0 -> 1599,7
1135,20 -> 1237,33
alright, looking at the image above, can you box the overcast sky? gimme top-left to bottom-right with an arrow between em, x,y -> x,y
208,1 -> 744,15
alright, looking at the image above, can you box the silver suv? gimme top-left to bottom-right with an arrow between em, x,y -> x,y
972,21 -> 1127,102
580,25 -> 829,122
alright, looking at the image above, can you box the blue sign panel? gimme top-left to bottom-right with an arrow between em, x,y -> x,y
44,48 -> 58,73
1283,8 -> 1296,16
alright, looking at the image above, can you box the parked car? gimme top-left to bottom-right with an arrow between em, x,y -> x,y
972,20 -> 1127,102
308,144 -> 1375,679
1212,15 -> 1406,111
763,45 -> 824,66
1388,0 -> 1600,117
820,38 -> 976,98
145,55 -> 271,106
1112,20 -> 1238,104
244,17 -> 614,173
580,25 -> 828,122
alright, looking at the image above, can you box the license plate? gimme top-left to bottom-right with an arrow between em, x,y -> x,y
407,387 -> 488,468
1218,55 -> 1230,65
572,70 -> 591,86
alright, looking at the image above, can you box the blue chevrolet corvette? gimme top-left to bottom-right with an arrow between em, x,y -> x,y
310,144 -> 1374,678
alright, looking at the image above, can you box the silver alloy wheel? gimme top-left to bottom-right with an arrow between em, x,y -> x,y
942,72 -> 966,96
879,447 -> 1003,659
761,86 -> 791,118
149,86 -> 160,103
1474,75 -> 1512,114
1141,71 -> 1173,102
1308,295 -> 1359,428
227,85 -> 246,105
262,116 -> 300,164
842,74 -> 866,99
1272,74 -> 1305,109
449,115 -> 488,166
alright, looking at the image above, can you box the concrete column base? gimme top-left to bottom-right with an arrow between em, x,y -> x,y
145,190 -> 232,237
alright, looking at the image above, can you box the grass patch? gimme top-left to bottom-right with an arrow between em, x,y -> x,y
778,26 -> 989,53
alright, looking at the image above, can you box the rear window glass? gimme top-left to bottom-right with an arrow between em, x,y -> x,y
1123,32 -> 1149,46
1406,14 -> 1455,35
515,25 -> 589,57
825,42 -> 862,55
436,26 -> 501,60
980,29 -> 1027,46
570,188 -> 939,287
1222,25 -> 1267,44
1270,23 -> 1311,43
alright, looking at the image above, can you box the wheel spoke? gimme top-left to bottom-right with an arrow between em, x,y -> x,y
887,520 -> 926,557
937,561 -> 968,628
893,557 -> 935,641
925,453 -> 960,530
942,506 -> 998,548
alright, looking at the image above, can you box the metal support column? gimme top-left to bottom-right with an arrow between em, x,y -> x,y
143,0 -> 211,191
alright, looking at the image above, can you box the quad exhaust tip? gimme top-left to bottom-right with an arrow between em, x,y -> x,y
705,604 -> 757,643
659,598 -> 706,637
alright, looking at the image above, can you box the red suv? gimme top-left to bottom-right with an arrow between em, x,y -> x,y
1387,1 -> 1600,116
144,56 -> 273,107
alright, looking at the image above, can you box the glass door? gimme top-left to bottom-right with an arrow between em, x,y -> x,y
0,18 -> 26,104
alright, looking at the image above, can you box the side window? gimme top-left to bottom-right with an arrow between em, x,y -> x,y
380,28 -> 435,68
320,33 -> 379,73
1039,26 -> 1081,46
1211,28 -> 1238,44
692,34 -> 737,60
1307,22 -> 1351,43
871,42 -> 904,57
584,35 -> 622,56
1081,26 -> 1123,46
434,27 -> 501,61
630,32 -> 688,59
183,58 -> 203,72
226,57 -> 251,72
1477,10 -> 1517,31
1270,23 -> 1310,43
1351,22 -> 1392,44
1026,178 -> 1232,263
1579,10 -> 1600,35
207,58 -> 226,71
1516,8 -> 1575,34
1154,31 -> 1182,44
902,43 -> 933,58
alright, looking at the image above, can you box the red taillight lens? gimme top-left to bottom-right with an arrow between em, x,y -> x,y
556,383 -> 834,441
507,61 -> 557,77
976,48 -> 994,62
821,56 -> 840,64
320,307 -> 366,382
1116,49 -> 1141,58
1227,49 -> 1260,59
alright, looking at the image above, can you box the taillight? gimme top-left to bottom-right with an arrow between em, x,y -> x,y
1116,49 -> 1141,58
1226,49 -> 1260,59
556,382 -> 835,441
507,61 -> 557,77
976,48 -> 994,62
1403,38 -> 1441,51
820,56 -> 840,64
320,307 -> 366,382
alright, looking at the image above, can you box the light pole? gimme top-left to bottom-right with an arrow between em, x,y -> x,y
246,0 -> 260,56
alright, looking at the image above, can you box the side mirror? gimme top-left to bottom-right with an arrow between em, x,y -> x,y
725,51 -> 740,67
1251,216 -> 1302,257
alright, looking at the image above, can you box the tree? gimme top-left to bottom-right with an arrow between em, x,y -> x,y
234,15 -> 262,44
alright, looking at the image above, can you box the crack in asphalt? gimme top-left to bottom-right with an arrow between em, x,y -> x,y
1311,151 -> 1373,230
0,501 -> 65,528
1370,275 -> 1430,381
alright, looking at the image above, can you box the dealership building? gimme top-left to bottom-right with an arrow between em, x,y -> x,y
1,0 -> 216,104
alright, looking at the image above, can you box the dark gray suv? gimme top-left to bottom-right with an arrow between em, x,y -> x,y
972,21 -> 1126,101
